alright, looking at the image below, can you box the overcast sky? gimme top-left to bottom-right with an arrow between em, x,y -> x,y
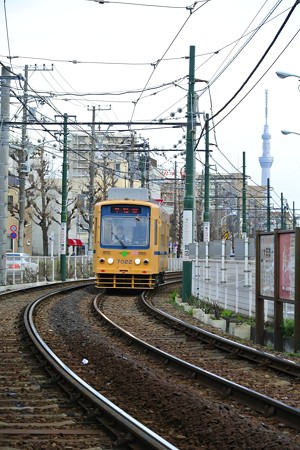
1,0 -> 300,213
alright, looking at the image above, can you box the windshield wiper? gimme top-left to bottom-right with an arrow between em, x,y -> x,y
112,232 -> 127,248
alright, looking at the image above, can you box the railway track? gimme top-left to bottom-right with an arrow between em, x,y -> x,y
1,277 -> 300,449
0,281 -> 176,450
0,282 -> 113,449
93,284 -> 300,448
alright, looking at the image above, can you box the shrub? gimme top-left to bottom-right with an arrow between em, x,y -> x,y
235,313 -> 244,324
246,316 -> 255,326
281,319 -> 294,338
221,309 -> 233,319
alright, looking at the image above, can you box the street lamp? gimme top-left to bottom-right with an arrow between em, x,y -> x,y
276,71 -> 300,80
281,130 -> 300,136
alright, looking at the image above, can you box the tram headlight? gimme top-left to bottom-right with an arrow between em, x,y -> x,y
134,258 -> 141,265
107,257 -> 114,265
99,258 -> 105,263
143,259 -> 149,264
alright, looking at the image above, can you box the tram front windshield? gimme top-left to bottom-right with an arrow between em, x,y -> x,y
101,211 -> 149,248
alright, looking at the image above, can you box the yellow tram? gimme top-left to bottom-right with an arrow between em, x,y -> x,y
93,188 -> 170,289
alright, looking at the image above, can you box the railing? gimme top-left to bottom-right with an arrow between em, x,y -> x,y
5,255 -> 94,286
3,253 -> 295,322
192,258 -> 294,322
4,255 -> 183,287
168,257 -> 183,272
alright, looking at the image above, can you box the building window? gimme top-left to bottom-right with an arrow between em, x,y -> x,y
8,195 -> 13,207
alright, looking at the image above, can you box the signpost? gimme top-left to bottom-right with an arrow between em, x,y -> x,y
256,229 -> 300,353
10,225 -> 18,251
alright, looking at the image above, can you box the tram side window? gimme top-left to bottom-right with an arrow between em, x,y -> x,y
101,218 -> 113,245
154,220 -> 157,245
94,217 -> 98,240
161,223 -> 165,249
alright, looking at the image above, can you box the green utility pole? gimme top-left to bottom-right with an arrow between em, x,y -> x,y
267,178 -> 271,232
174,157 -> 178,252
203,113 -> 210,242
60,113 -> 68,281
182,45 -> 196,301
242,151 -> 247,237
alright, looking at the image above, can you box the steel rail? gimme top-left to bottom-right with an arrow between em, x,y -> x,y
145,292 -> 300,378
93,289 -> 300,431
23,285 -> 178,450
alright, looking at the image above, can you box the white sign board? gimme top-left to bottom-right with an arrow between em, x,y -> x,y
182,210 -> 193,259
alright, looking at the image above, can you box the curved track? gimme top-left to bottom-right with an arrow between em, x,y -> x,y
2,279 -> 300,449
0,282 -> 176,450
0,282 -> 114,449
94,285 -> 300,435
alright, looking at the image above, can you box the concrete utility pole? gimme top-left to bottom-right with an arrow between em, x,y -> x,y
18,64 -> 28,253
60,114 -> 68,281
0,66 -> 11,285
88,106 -> 96,254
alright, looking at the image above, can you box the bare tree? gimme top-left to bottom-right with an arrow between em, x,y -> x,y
26,144 -> 62,256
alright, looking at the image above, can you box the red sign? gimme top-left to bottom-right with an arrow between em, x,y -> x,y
279,233 -> 295,301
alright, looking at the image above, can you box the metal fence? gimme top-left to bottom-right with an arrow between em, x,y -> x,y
192,256 -> 294,322
6,252 -> 294,324
5,255 -> 94,286
5,255 -> 183,287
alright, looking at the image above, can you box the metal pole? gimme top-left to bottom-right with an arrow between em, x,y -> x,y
281,193 -> 284,230
182,45 -> 196,301
242,151 -> 247,237
174,158 -> 178,252
203,113 -> 210,242
267,177 -> 270,232
60,113 -> 68,281
140,153 -> 145,187
293,201 -> 296,229
0,66 -> 10,285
